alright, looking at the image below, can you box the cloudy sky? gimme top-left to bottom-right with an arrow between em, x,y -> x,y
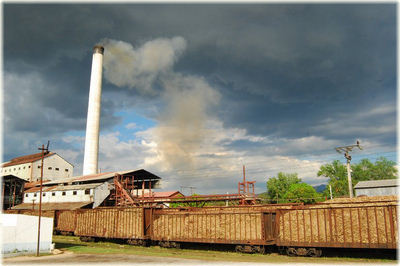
3,3 -> 396,195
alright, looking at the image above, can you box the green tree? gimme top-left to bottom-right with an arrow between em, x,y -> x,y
283,183 -> 320,204
170,193 -> 206,208
318,157 -> 398,197
266,172 -> 301,202
317,160 -> 348,197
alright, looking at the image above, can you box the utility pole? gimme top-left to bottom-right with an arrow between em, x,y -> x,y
37,141 -> 50,257
335,140 -> 362,198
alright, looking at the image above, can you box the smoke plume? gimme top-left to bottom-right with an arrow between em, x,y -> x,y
101,37 -> 186,94
101,37 -> 220,170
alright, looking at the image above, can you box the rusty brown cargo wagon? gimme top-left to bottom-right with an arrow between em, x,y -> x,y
276,203 -> 398,256
151,209 -> 277,251
74,207 -> 149,244
54,210 -> 77,235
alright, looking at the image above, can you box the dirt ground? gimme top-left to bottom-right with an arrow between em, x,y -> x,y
3,251 -> 221,265
3,235 -> 397,265
3,250 -> 397,266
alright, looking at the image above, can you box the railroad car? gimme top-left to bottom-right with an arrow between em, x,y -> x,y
275,202 -> 397,256
73,207 -> 149,245
55,200 -> 398,257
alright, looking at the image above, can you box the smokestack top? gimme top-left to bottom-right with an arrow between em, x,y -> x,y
93,45 -> 104,55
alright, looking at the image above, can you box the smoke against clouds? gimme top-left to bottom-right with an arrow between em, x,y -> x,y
102,37 -> 221,170
101,37 -> 186,94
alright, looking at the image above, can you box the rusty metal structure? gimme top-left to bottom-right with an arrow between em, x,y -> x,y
111,167 -> 259,207
52,197 -> 397,257
238,165 -> 256,205
111,172 -> 161,206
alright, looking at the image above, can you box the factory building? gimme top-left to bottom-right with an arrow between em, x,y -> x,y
12,169 -> 161,210
0,152 -> 74,182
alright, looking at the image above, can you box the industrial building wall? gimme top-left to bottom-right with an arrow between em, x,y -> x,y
31,155 -> 74,181
0,162 -> 33,181
2,214 -> 53,254
355,187 -> 398,197
24,188 -> 94,204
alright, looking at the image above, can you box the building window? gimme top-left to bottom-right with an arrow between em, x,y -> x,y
14,168 -> 16,171
65,169 -> 69,172
29,166 -> 31,168
18,167 -> 20,170
38,166 -> 41,169
23,166 -> 25,169
52,192 -> 56,196
84,189 -> 90,195
34,193 -> 37,197
25,193 -> 28,197
55,168 -> 59,171
73,191 -> 77,195
62,191 -> 66,196
43,193 -> 46,196
48,167 -> 52,170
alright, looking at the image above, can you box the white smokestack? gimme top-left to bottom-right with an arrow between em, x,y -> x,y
83,45 -> 104,175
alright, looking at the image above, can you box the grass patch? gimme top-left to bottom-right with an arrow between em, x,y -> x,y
53,235 -> 396,264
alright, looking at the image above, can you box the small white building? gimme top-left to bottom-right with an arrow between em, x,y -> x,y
23,182 -> 110,209
2,213 -> 53,254
354,179 -> 398,197
0,152 -> 74,182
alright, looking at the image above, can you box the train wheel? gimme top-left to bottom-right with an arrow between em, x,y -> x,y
235,245 -> 243,252
171,242 -> 180,249
286,247 -> 297,257
308,248 -> 322,257
138,239 -> 149,247
127,239 -> 137,245
257,246 -> 266,254
159,241 -> 169,248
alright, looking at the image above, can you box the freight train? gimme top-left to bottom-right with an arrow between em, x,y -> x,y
51,198 -> 397,257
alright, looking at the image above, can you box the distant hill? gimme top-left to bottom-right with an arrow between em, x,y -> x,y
313,184 -> 327,193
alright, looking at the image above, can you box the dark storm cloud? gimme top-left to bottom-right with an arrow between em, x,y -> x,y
3,3 -> 396,162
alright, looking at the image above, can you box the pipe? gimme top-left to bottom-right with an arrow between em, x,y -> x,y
83,45 -> 104,176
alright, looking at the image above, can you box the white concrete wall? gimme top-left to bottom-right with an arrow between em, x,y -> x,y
0,154 -> 74,182
0,162 -> 32,181
31,155 -> 74,182
1,214 -> 53,254
93,183 -> 110,208
24,188 -> 94,203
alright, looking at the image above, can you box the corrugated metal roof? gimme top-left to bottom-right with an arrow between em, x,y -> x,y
25,185 -> 58,193
2,152 -> 54,167
25,183 -> 104,193
25,180 -> 51,189
11,201 -> 92,210
52,183 -> 104,191
42,169 -> 161,186
354,179 -> 398,189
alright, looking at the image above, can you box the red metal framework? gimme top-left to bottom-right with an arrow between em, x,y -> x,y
113,174 -> 138,206
238,165 -> 256,205
112,167 -> 259,207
